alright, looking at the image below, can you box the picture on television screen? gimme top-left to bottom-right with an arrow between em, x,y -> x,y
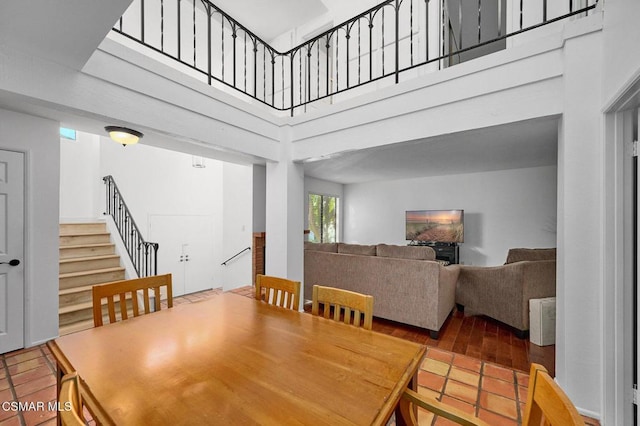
405,209 -> 464,243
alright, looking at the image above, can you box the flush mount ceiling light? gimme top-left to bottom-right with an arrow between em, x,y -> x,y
105,126 -> 143,146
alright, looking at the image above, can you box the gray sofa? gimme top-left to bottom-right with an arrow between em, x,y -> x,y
455,248 -> 556,336
304,242 -> 460,338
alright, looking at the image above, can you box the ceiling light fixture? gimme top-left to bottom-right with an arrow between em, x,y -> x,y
105,126 -> 143,146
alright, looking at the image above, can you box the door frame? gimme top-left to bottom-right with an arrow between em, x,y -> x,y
602,71 -> 640,426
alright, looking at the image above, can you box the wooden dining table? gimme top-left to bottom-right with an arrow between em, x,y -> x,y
47,292 -> 426,425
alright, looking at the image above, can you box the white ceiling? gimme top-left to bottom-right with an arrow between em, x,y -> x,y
302,116 -> 559,184
213,0 -> 329,42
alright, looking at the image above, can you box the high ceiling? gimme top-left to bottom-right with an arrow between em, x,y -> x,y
0,0 -> 560,185
213,0 -> 329,42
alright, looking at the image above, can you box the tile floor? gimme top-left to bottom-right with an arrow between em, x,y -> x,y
1,287 -> 599,426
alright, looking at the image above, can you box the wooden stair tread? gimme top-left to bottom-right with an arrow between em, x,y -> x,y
60,243 -> 115,249
60,231 -> 110,236
59,284 -> 94,296
59,292 -> 136,314
59,254 -> 120,264
59,301 -> 93,314
59,319 -> 94,336
59,266 -> 125,279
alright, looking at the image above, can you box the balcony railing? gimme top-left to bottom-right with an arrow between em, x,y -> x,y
112,0 -> 598,115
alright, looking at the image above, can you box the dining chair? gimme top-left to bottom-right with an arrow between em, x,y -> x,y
522,363 -> 586,425
92,273 -> 173,327
399,363 -> 585,426
311,285 -> 374,330
255,274 -> 301,310
59,372 -> 86,426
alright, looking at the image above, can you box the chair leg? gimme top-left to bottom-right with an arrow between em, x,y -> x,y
456,303 -> 465,313
429,329 -> 439,340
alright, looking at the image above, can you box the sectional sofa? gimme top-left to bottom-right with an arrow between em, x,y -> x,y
303,242 -> 460,338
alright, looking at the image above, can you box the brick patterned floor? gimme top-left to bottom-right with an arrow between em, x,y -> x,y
0,286 -> 600,426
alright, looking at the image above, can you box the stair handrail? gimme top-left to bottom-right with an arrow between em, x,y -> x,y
221,246 -> 251,266
102,175 -> 158,277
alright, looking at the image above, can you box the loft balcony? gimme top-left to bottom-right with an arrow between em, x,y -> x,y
109,0 -> 599,116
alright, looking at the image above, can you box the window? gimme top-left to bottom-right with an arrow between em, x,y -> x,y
308,193 -> 338,243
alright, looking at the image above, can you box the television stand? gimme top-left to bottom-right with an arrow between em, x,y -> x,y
409,241 -> 459,264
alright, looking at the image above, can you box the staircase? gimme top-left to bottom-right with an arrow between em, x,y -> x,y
59,222 -> 125,335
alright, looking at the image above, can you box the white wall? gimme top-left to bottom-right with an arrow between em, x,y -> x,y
59,132 -> 102,221
0,108 -> 60,346
221,162 -> 253,290
343,166 -> 557,266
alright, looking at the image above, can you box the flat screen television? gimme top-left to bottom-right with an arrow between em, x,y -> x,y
405,209 -> 464,243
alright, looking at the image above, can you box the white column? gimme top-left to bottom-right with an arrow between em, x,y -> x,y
265,126 -> 305,298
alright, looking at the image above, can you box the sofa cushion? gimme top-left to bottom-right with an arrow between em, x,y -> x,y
505,248 -> 556,264
304,242 -> 338,252
376,244 -> 436,261
338,243 -> 377,256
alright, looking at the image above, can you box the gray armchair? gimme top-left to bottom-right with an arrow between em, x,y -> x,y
455,248 -> 556,336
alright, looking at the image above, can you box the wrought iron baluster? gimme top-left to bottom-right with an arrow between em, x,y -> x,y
271,54 -> 275,107
395,0 -> 400,83
336,34 -> 339,90
441,0 -> 445,69
177,0 -> 181,59
221,18 -> 225,80
369,16 -> 373,80
160,0 -> 164,51
358,20 -> 361,84
253,41 -> 258,97
207,5 -> 212,85
307,49 -> 311,103
346,29 -> 351,88
458,0 -> 463,50
382,8 -> 385,75
263,47 -> 266,102
326,36 -> 330,96
232,26 -> 237,87
244,32 -> 247,92
543,0 -> 547,22
192,0 -> 196,66
316,42 -> 320,99
141,0 -> 145,43
478,0 -> 481,44
411,0 -> 414,66
425,0 -> 429,62
520,0 -> 524,30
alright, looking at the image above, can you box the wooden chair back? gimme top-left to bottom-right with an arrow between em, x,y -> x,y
522,363 -> 586,426
59,372 -> 86,426
311,285 -> 374,330
399,363 -> 585,426
92,274 -> 173,327
255,274 -> 301,310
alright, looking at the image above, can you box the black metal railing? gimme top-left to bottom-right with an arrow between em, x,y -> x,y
112,0 -> 598,114
221,246 -> 250,266
103,175 -> 158,277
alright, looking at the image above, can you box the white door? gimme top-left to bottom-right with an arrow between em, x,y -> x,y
149,215 -> 215,296
0,150 -> 25,354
